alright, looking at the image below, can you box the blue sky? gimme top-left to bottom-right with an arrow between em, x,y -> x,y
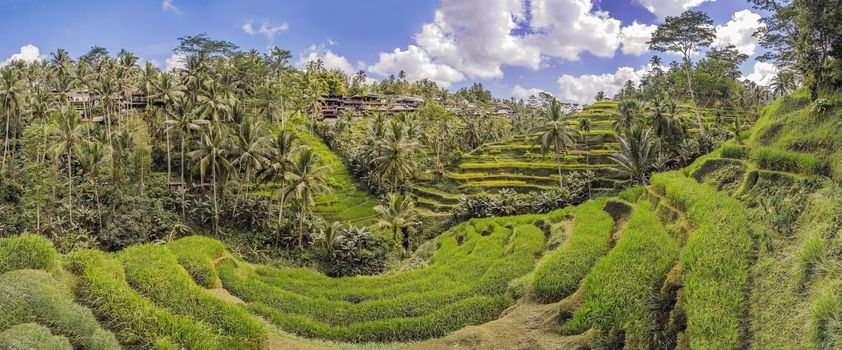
0,0 -> 774,103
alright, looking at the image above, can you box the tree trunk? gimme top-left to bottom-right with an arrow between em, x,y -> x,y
683,57 -> 704,135
556,149 -> 564,189
67,149 -> 73,226
212,160 -> 219,236
94,178 -> 103,233
2,108 -> 10,169
180,134 -> 186,221
166,128 -> 172,184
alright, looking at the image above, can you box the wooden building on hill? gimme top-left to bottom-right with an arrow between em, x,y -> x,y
319,94 -> 424,119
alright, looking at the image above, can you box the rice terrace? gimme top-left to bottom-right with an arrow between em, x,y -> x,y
1,0 -> 840,349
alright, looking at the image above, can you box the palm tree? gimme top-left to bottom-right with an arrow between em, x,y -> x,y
578,118 -> 593,199
231,117 -> 272,184
76,139 -> 110,232
613,99 -> 642,132
152,72 -> 184,183
609,124 -> 655,185
165,96 -> 208,188
261,130 -> 300,226
0,68 -> 25,168
647,95 -> 671,138
370,120 -> 421,192
189,123 -> 231,235
282,148 -> 332,247
770,70 -> 796,97
197,81 -> 234,122
374,192 -> 420,251
49,107 -> 88,226
531,100 -> 580,188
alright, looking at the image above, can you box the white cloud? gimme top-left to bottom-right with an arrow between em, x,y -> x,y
242,22 -> 255,35
369,45 -> 465,88
413,0 -> 541,80
297,44 -> 358,77
1,44 -> 43,67
620,21 -> 657,56
557,65 -> 652,104
743,62 -> 777,86
714,10 -> 764,55
161,0 -> 181,14
242,20 -> 289,45
525,0 -> 622,60
635,0 -> 715,19
511,85 -> 548,99
164,52 -> 186,71
368,0 -> 647,88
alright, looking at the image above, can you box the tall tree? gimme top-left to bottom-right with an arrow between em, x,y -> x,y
532,100 -> 580,188
282,148 -> 332,247
374,193 -> 420,251
49,108 -> 88,226
189,122 -> 231,235
649,11 -> 716,133
609,124 -> 655,185
0,68 -> 25,168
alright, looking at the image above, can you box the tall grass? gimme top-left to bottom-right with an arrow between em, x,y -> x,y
533,199 -> 615,302
220,222 -> 545,342
651,172 -> 751,350
0,270 -> 120,350
66,250 -> 221,349
751,146 -> 825,175
0,323 -> 72,350
167,236 -> 227,288
119,244 -> 267,349
564,204 -> 679,346
0,235 -> 58,274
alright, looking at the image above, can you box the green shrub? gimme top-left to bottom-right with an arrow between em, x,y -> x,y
0,323 -> 71,350
66,250 -> 221,349
751,146 -> 825,175
720,144 -> 744,159
651,172 -> 751,350
565,204 -> 679,345
167,236 -> 227,288
533,199 -> 614,302
0,270 -> 120,350
119,244 -> 267,349
0,235 -> 57,274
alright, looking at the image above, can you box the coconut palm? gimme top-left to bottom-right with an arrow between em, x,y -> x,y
164,96 -> 208,187
197,81 -> 234,122
76,139 -> 110,232
261,130 -> 300,226
49,107 -> 88,226
531,100 -> 580,188
374,192 -> 420,251
151,72 -> 185,183
609,124 -> 655,185
231,117 -> 272,184
370,120 -> 421,192
647,95 -> 671,138
0,68 -> 26,168
578,117 -> 593,198
613,99 -> 643,132
282,148 -> 332,247
189,122 -> 231,235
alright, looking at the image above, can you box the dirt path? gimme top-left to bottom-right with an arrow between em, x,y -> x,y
412,295 -> 591,350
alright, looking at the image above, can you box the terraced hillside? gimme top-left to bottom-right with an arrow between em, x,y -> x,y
287,121 -> 380,226
413,100 -> 743,216
4,91 -> 841,349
